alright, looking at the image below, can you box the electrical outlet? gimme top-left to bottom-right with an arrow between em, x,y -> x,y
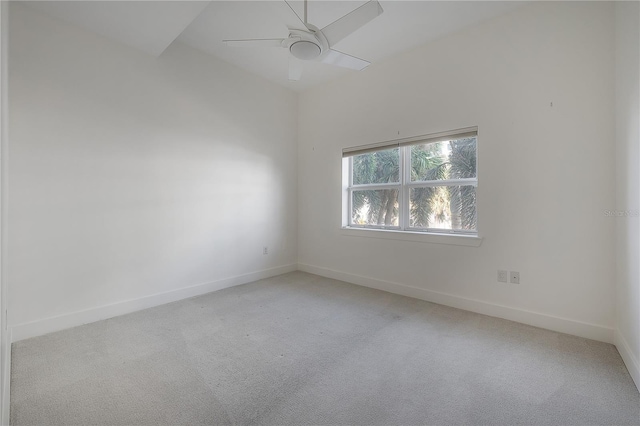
510,271 -> 520,284
263,246 -> 268,255
498,270 -> 508,283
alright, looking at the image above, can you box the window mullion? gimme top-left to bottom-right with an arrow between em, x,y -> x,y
407,178 -> 477,188
348,158 -> 353,227
402,146 -> 411,231
397,147 -> 404,230
350,183 -> 401,191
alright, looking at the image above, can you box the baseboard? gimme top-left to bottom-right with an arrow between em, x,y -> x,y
297,263 -> 615,344
2,327 -> 11,426
11,264 -> 297,342
614,329 -> 640,392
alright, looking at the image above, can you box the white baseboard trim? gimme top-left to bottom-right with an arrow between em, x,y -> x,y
11,264 -> 297,343
614,329 -> 640,392
2,327 -> 11,426
297,263 -> 615,344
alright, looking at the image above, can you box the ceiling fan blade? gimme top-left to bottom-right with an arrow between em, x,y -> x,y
223,38 -> 285,48
321,49 -> 370,71
289,57 -> 303,81
320,0 -> 383,46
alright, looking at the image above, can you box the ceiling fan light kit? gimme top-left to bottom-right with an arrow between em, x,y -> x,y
223,0 -> 384,81
290,41 -> 321,60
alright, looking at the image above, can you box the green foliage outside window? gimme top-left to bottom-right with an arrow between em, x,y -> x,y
351,138 -> 476,231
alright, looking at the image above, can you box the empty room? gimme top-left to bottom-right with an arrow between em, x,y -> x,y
1,0 -> 639,424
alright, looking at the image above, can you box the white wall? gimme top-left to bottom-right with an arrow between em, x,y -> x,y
298,1 -> 617,342
8,3 -> 298,340
0,0 -> 7,422
615,0 -> 640,390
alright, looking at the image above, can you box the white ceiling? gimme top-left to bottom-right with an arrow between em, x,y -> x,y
23,1 -> 526,91
23,1 -> 210,57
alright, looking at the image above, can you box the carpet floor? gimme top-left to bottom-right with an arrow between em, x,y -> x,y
10,271 -> 640,425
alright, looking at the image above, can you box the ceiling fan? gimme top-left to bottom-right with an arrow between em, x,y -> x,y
223,0 -> 384,81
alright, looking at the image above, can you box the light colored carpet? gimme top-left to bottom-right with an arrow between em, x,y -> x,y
10,271 -> 640,425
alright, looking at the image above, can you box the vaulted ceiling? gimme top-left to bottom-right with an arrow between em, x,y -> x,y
23,1 -> 525,91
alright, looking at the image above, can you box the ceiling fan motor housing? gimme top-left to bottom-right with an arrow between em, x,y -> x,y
287,27 -> 328,61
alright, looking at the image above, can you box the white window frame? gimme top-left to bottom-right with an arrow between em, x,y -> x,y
342,127 -> 480,243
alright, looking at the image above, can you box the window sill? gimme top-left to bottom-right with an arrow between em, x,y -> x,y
341,227 -> 483,247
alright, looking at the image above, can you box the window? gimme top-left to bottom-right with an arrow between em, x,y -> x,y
342,128 -> 478,235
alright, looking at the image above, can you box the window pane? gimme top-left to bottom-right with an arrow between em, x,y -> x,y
411,137 -> 476,181
352,148 -> 400,185
410,185 -> 476,231
352,189 -> 399,227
